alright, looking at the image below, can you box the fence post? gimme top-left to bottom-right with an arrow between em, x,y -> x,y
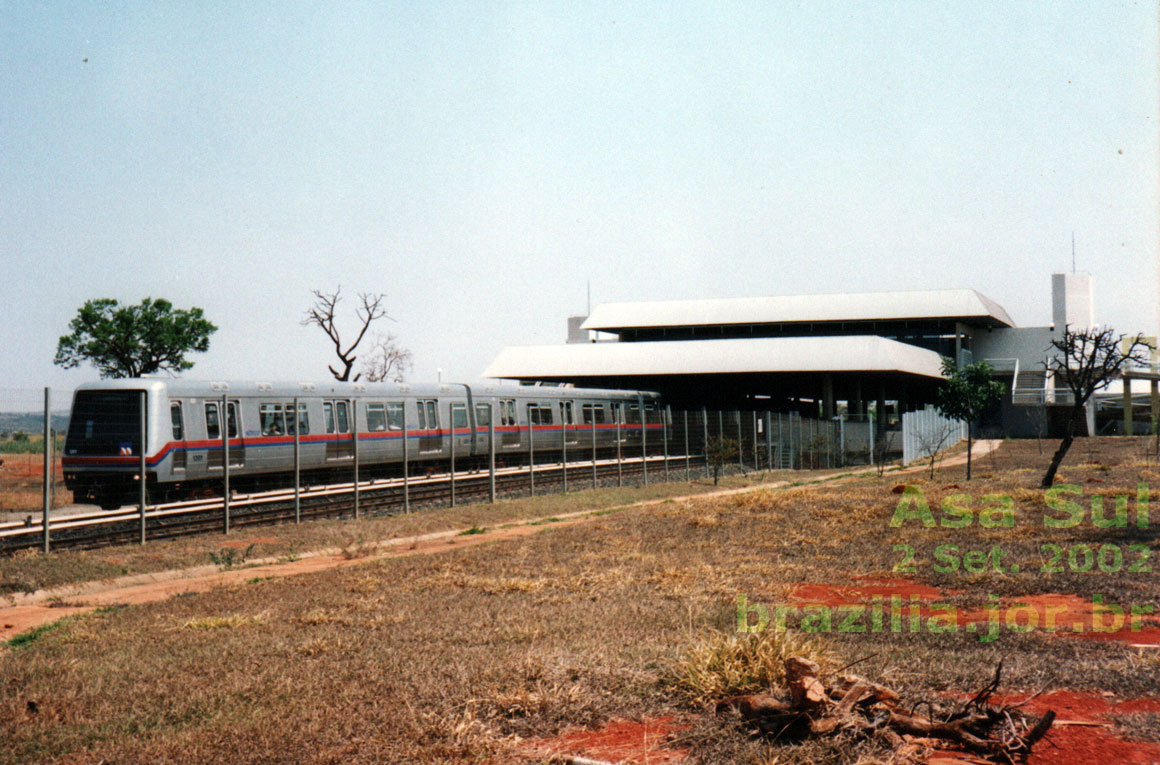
449,410 -> 456,508
402,404 -> 410,513
293,397 -> 301,525
735,410 -> 743,471
765,411 -> 772,471
42,388 -> 51,553
529,414 -> 536,496
591,414 -> 597,489
561,406 -> 568,493
684,410 -> 690,481
702,407 -> 709,479
139,389 -> 147,545
751,411 -> 758,471
352,398 -> 360,519
222,394 -> 230,534
616,414 -> 622,487
663,405 -> 670,481
488,405 -> 496,503
638,394 -> 647,485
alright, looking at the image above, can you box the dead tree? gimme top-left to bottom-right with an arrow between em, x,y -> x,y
302,287 -> 390,382
360,332 -> 413,383
1040,326 -> 1151,487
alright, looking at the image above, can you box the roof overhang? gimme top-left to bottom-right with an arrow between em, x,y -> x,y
483,336 -> 947,381
581,289 -> 1015,332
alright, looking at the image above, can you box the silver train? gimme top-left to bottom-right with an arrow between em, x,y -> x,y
62,379 -> 663,509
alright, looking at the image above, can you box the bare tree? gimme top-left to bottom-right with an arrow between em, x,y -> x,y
1040,325 -> 1151,487
913,417 -> 960,480
360,332 -> 413,383
302,287 -> 389,382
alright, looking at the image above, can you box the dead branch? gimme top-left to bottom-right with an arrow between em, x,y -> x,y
714,658 -> 1054,763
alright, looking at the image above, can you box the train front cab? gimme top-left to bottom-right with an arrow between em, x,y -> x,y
63,385 -> 155,509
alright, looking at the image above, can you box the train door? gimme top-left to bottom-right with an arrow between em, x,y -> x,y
323,400 -> 353,460
500,399 -> 520,449
416,399 -> 442,453
205,400 -> 245,469
560,400 -> 578,445
169,401 -> 187,472
474,401 -> 492,456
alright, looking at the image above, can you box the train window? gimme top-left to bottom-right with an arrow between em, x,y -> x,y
528,404 -> 553,425
226,403 -> 239,438
425,401 -> 439,431
205,402 -> 221,439
475,404 -> 490,427
286,403 -> 309,436
386,402 -> 403,431
500,399 -> 516,426
366,403 -> 386,432
581,404 -> 606,425
561,401 -> 574,425
171,402 -> 184,440
627,404 -> 641,424
415,401 -> 426,430
335,401 -> 350,434
323,402 -> 335,434
260,404 -> 285,436
451,404 -> 468,429
611,402 -> 622,424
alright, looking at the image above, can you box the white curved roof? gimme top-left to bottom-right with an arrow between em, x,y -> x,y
483,335 -> 946,380
581,289 -> 1014,331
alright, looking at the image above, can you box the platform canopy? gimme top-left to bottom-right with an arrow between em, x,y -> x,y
483,335 -> 946,381
581,288 -> 1014,333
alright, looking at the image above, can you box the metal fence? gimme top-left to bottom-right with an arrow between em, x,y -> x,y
901,406 -> 967,465
1,388 -> 906,552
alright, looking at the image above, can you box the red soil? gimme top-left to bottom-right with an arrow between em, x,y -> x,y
524,716 -> 689,764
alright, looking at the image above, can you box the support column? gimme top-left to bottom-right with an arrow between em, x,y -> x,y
1152,380 -> 1159,436
822,373 -> 835,420
876,382 -> 887,433
1122,375 -> 1133,436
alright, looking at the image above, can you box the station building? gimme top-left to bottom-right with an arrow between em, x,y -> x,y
483,273 -> 1104,438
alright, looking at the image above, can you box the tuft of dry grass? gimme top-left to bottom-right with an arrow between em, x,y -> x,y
181,614 -> 261,630
670,627 -> 835,704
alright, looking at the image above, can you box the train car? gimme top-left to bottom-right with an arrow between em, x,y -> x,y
62,379 -> 663,509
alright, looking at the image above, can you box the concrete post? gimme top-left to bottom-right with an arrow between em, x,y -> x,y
823,373 -> 835,420
42,388 -> 51,553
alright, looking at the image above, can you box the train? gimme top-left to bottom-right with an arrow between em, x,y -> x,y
62,378 -> 664,509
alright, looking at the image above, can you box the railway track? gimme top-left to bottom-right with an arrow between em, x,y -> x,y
1,454 -> 705,554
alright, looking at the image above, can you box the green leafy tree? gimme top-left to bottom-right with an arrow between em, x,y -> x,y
936,359 -> 1005,480
55,298 -> 217,378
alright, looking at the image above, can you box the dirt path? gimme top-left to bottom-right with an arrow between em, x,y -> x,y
1,441 -> 1001,642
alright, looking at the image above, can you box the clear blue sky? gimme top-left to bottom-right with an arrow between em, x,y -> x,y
2,1 -> 1157,398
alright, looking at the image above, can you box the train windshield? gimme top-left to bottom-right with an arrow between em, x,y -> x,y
65,390 -> 143,456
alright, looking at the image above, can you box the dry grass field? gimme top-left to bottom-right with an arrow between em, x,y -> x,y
2,438 -> 1159,763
